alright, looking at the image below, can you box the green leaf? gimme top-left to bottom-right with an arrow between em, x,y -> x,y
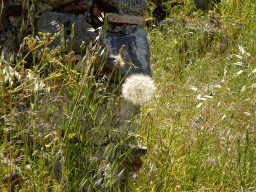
68,133 -> 77,138
2,166 -> 11,175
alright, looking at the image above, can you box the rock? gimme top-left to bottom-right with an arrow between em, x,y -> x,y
90,142 -> 147,189
107,24 -> 138,33
90,96 -> 141,145
0,152 -> 21,181
193,0 -> 204,9
204,16 -> 220,34
64,4 -> 91,12
99,0 -> 148,15
159,16 -> 220,34
107,13 -> 145,27
124,157 -> 143,171
0,4 -> 23,31
36,2 -> 53,14
159,18 -> 177,28
193,0 -> 221,10
35,0 -> 76,8
103,26 -> 152,77
36,11 -> 97,53
1,31 -> 17,60
130,145 -> 147,158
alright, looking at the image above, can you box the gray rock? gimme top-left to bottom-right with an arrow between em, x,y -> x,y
103,26 -> 152,77
35,0 -> 76,8
159,18 -> 178,30
0,152 -> 21,181
36,12 -> 97,53
1,31 -> 17,60
193,0 -> 221,9
193,0 -> 204,8
107,24 -> 138,33
160,18 -> 176,27
100,0 -> 147,15
35,2 -> 53,14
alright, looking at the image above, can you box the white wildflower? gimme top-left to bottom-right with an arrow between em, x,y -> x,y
122,74 -> 156,105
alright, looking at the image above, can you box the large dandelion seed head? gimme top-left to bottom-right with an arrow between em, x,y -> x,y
122,74 -> 156,105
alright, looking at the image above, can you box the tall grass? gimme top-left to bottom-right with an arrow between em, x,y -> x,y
133,0 -> 256,191
1,0 -> 256,191
0,16 -> 138,190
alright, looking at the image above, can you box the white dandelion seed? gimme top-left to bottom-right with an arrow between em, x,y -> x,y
122,74 -> 156,105
109,54 -> 125,68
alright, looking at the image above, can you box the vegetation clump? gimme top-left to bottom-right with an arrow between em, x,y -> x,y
136,0 -> 256,191
1,0 -> 256,191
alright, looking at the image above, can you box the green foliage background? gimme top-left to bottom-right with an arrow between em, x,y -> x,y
1,0 -> 256,191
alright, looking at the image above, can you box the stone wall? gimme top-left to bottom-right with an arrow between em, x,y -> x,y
0,0 -> 151,76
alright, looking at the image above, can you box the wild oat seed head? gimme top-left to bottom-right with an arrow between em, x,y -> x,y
122,74 -> 156,105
